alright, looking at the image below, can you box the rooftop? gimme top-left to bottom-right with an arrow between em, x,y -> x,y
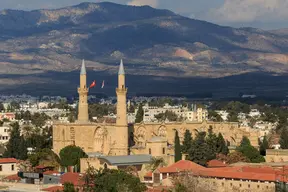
99,154 -> 152,166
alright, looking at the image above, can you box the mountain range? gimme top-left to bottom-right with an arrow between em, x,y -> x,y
1,2 -> 288,97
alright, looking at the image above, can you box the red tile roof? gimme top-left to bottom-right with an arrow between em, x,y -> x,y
61,172 -> 84,186
3,174 -> 21,181
155,160 -> 288,183
158,160 -> 204,173
144,171 -> 152,178
0,158 -> 18,164
207,160 -> 227,168
42,186 -> 63,192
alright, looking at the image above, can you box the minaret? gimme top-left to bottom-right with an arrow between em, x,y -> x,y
116,59 -> 127,126
113,59 -> 128,156
77,59 -> 89,122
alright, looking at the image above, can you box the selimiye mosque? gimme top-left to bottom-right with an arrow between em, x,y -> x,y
52,60 -> 260,175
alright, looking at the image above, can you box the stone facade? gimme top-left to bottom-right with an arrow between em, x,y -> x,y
265,149 -> 288,163
53,60 -> 129,156
132,121 -> 259,150
53,59 -> 260,170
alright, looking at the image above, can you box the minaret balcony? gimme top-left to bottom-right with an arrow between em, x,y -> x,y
78,87 -> 89,93
116,88 -> 128,94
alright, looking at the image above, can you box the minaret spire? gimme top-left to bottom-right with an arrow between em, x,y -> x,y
113,59 -> 128,155
118,59 -> 125,75
77,59 -> 89,122
80,59 -> 86,75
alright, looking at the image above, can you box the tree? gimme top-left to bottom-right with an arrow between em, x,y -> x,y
172,171 -> 216,192
146,157 -> 166,172
28,148 -> 60,168
135,104 -> 144,123
227,111 -> 238,122
236,136 -> 265,163
174,130 -> 182,162
216,152 -> 250,164
181,130 -> 193,154
59,145 -> 88,172
82,167 -> 147,192
63,182 -> 78,192
187,132 -> 215,166
205,127 -> 218,153
0,103 -> 4,112
208,110 -> 223,122
280,127 -> 288,149
3,122 -> 27,160
216,133 -> 229,155
259,135 -> 269,156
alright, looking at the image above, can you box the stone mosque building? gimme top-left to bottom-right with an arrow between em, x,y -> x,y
52,60 -> 260,174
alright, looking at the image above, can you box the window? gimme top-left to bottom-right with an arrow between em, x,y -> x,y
257,185 -> 260,188
149,148 -> 151,154
222,183 -> 224,186
11,165 -> 14,171
239,184 -> 242,187
0,165 -> 2,171
248,184 -> 250,188
162,148 -> 165,154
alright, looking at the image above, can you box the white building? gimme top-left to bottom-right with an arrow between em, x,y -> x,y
139,103 -> 207,123
0,126 -> 10,144
216,110 -> 229,121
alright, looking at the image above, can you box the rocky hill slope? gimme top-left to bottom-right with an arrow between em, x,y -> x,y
1,2 -> 288,89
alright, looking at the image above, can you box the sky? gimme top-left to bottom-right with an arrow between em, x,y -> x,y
1,0 -> 288,29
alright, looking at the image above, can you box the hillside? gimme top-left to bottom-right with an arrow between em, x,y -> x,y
1,2 -> 288,95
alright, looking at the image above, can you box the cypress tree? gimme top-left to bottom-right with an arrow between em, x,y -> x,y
181,130 -> 193,154
3,122 -> 27,160
236,136 -> 265,163
280,127 -> 288,149
259,135 -> 269,156
135,104 -> 144,123
216,133 -> 229,155
174,130 -> 182,162
187,132 -> 215,166
206,126 -> 217,153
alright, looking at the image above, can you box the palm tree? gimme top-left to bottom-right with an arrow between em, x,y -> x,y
22,126 -> 33,138
146,157 -> 167,172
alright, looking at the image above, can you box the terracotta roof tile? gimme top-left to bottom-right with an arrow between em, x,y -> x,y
207,160 -> 227,168
42,186 -> 63,192
144,171 -> 152,178
3,174 -> 21,181
61,172 -> 84,186
158,160 -> 204,173
0,158 -> 18,164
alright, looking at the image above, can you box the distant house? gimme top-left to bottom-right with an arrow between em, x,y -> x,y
0,158 -> 18,176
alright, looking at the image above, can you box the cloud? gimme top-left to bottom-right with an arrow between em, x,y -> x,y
207,0 -> 288,23
127,0 -> 158,8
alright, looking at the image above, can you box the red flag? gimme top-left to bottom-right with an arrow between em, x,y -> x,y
89,80 -> 96,88
101,80 -> 105,89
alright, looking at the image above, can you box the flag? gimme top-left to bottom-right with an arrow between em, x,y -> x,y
101,80 -> 105,89
89,80 -> 96,88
